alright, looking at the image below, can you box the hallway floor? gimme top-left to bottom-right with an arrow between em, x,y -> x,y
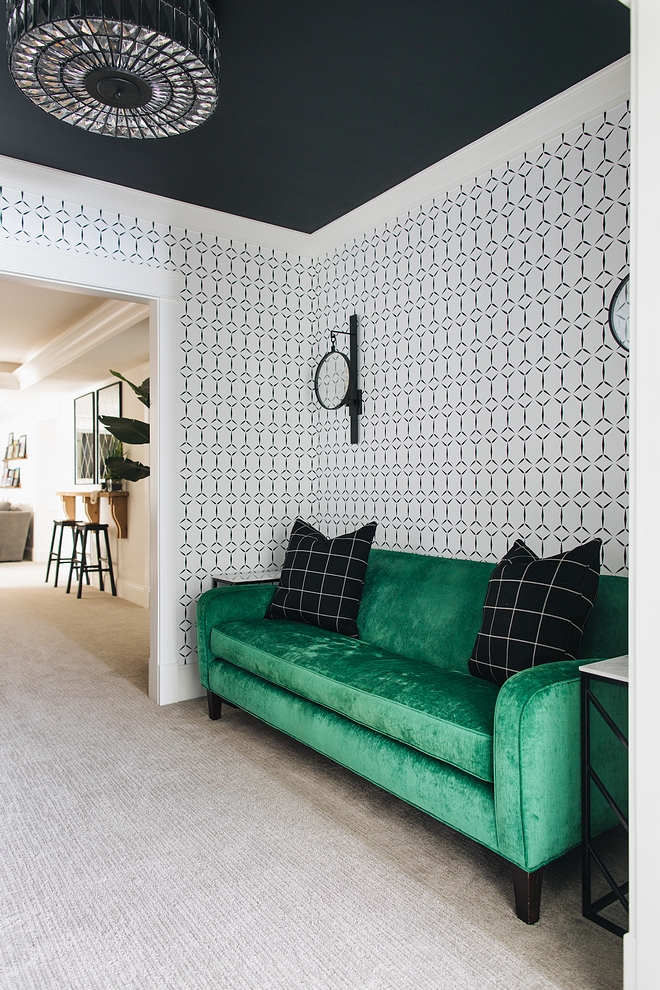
0,573 -> 623,990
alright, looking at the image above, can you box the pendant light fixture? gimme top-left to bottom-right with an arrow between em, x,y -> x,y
6,0 -> 221,139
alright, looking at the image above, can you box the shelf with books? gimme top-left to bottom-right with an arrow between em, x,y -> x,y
1,465 -> 21,488
3,433 -> 27,460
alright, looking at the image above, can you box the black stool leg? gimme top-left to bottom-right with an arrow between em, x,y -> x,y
54,523 -> 67,588
77,528 -> 88,599
95,527 -> 104,592
45,522 -> 58,583
66,528 -> 79,595
103,526 -> 117,596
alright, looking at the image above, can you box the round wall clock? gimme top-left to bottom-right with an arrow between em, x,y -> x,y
608,275 -> 630,351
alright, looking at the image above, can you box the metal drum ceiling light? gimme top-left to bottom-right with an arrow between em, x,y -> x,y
6,0 -> 221,138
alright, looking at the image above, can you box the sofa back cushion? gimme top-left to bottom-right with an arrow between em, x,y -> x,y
579,573 -> 628,660
357,549 -> 495,672
356,548 -> 628,674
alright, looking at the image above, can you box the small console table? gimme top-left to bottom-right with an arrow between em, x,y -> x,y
57,490 -> 129,540
212,570 -> 281,589
580,655 -> 629,937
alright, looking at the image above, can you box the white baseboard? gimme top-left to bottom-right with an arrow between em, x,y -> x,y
178,662 -> 204,702
157,663 -> 179,705
155,661 -> 204,705
117,579 -> 150,609
623,933 -> 636,990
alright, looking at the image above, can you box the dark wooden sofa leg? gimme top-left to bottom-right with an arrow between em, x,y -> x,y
512,865 -> 544,924
207,690 -> 223,721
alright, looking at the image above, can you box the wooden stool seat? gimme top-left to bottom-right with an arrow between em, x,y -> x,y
66,523 -> 117,599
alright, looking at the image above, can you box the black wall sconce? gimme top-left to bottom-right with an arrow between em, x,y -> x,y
314,314 -> 362,444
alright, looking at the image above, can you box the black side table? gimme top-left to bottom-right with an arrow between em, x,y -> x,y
580,655 -> 629,937
211,570 -> 281,589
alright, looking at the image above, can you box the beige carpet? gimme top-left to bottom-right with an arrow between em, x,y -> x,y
0,569 -> 623,990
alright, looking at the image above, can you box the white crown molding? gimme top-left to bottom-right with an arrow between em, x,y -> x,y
308,55 -> 631,255
0,155 -> 312,258
15,298 -> 148,390
0,371 -> 19,392
0,56 -> 629,261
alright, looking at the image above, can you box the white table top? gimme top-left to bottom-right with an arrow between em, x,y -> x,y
579,655 -> 629,684
213,570 -> 281,585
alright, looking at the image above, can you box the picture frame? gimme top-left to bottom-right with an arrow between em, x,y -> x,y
97,381 -> 122,482
5,432 -> 14,460
74,392 -> 96,484
17,435 -> 26,459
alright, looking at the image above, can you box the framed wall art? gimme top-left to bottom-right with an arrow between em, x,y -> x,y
74,392 -> 96,484
97,381 -> 122,482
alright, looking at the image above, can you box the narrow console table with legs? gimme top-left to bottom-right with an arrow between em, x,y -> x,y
57,491 -> 129,539
580,655 -> 629,937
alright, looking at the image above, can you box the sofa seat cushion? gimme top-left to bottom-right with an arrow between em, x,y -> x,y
210,618 -> 500,782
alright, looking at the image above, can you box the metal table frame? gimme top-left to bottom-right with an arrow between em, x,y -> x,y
580,656 -> 629,937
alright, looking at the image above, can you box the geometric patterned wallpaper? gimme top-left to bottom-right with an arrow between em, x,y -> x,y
311,101 -> 629,579
177,241 -> 314,660
0,100 -> 629,664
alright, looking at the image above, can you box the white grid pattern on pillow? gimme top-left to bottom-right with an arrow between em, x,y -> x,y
469,539 -> 601,685
267,520 -> 376,637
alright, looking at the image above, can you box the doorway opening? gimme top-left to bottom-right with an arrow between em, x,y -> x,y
0,242 -> 182,704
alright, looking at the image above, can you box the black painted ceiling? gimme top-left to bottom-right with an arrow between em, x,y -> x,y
0,0 -> 629,233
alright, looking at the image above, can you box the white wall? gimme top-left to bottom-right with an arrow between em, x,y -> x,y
311,101 -> 629,576
0,394 -> 76,560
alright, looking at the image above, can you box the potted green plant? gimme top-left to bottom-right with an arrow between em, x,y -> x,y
99,371 -> 150,483
101,438 -> 128,491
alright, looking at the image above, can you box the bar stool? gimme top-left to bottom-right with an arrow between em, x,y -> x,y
66,523 -> 117,599
45,519 -> 86,588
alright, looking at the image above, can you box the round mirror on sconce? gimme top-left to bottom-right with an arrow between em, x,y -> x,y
608,274 -> 630,351
314,348 -> 351,409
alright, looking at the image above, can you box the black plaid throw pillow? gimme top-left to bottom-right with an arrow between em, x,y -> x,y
468,538 -> 602,685
266,519 -> 376,637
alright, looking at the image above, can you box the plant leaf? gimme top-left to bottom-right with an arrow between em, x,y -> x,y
104,457 -> 150,481
110,370 -> 150,408
99,416 -> 150,445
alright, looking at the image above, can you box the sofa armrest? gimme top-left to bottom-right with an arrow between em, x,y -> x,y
196,584 -> 276,688
493,658 -> 628,872
493,660 -> 585,872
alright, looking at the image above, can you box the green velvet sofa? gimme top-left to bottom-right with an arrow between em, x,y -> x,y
197,548 -> 628,923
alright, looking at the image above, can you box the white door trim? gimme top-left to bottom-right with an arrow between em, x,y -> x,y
0,242 -> 183,705
626,1 -> 660,987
